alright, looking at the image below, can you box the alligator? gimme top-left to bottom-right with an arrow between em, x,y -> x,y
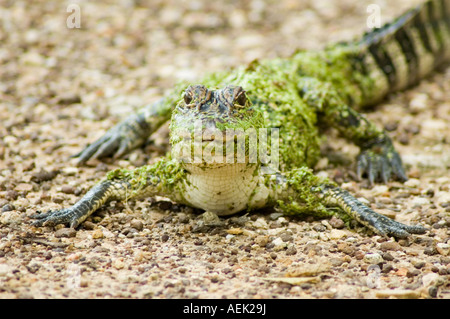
32,0 -> 450,238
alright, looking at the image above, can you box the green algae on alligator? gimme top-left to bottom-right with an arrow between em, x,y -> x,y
32,0 -> 450,238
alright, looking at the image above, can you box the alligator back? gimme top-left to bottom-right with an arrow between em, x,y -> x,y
352,0 -> 450,105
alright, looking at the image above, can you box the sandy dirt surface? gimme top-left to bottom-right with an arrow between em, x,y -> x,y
0,0 -> 449,299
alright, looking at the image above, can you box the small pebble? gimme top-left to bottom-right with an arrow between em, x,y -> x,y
178,267 -> 187,274
404,123 -> 420,135
26,262 -> 41,274
422,272 -> 440,289
178,213 -> 190,224
330,258 -> 344,267
1,204 -> 15,212
255,235 -> 269,247
364,253 -> 383,264
94,163 -> 109,172
113,258 -> 125,270
82,221 -> 96,230
384,121 -> 398,131
61,185 -> 75,194
227,228 -> 243,235
411,260 -> 426,269
398,133 -> 409,145
52,196 -> 65,204
156,201 -> 173,211
269,212 -> 283,220
436,243 -> 450,256
91,229 -> 104,239
0,211 -> 21,224
424,246 -> 438,256
31,169 -> 58,183
382,263 -> 394,273
280,232 -> 294,242
407,268 -> 421,277
396,268 -> 408,276
253,218 -> 268,229
337,242 -> 356,256
380,241 -> 402,252
130,219 -> 144,231
354,250 -> 365,260
312,224 -> 326,232
411,197 -> 430,207
409,93 -> 428,113
329,229 -> 347,240
54,228 -> 77,238
6,190 -> 18,201
285,246 -> 297,256
381,252 -> 395,261
404,178 -> 421,188
15,183 -> 33,192
0,264 -> 11,277
428,286 -> 438,298
62,167 -> 79,176
57,93 -> 81,105
328,216 -> 345,229
271,237 -> 287,251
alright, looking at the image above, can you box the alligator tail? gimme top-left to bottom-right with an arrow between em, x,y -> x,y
351,0 -> 450,104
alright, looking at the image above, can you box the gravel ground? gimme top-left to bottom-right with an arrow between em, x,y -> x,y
0,0 -> 449,299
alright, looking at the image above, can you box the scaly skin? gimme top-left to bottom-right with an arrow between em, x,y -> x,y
33,0 -> 450,238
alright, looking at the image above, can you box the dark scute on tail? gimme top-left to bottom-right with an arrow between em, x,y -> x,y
351,0 -> 450,98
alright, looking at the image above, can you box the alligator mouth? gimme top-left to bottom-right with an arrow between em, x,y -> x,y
171,130 -> 250,166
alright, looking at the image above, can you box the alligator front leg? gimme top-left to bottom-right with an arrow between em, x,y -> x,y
31,180 -> 128,228
268,167 -> 426,238
74,83 -> 187,165
325,102 -> 407,184
299,77 -> 407,184
319,185 -> 426,238
31,159 -> 187,228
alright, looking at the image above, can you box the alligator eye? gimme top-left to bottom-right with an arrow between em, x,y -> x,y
234,90 -> 247,107
183,93 -> 193,105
